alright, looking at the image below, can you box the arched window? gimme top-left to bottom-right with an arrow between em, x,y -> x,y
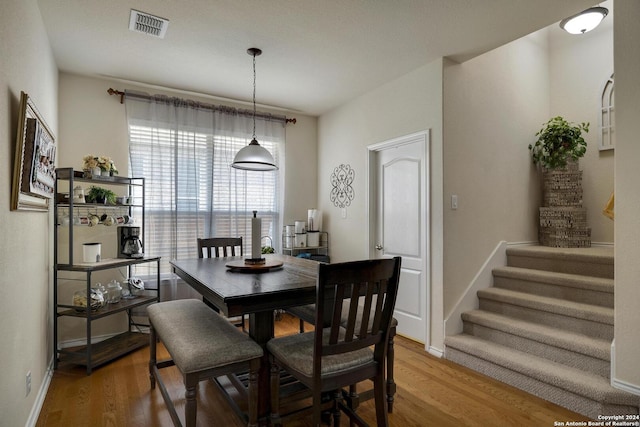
599,73 -> 615,151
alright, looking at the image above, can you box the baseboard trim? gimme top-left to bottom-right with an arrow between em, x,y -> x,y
25,358 -> 54,427
428,346 -> 444,358
612,378 -> 640,397
610,340 -> 640,397
58,332 -> 122,348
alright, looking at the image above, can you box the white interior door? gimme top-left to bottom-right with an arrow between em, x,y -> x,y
369,132 -> 428,343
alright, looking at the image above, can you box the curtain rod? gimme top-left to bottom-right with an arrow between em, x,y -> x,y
107,88 -> 297,125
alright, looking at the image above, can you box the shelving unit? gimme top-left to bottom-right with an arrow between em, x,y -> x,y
53,168 -> 160,375
282,231 -> 329,261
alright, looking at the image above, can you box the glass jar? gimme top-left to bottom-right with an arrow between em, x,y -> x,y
72,286 -> 105,311
107,280 -> 122,303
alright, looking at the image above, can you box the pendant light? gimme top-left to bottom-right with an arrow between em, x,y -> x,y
231,48 -> 278,171
559,6 -> 608,35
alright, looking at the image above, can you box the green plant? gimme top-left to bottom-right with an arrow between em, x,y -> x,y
85,186 -> 117,204
528,116 -> 589,169
261,246 -> 275,254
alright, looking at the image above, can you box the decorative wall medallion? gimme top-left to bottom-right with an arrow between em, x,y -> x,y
330,164 -> 355,208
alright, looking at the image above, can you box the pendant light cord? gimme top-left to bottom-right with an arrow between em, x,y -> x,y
252,51 -> 257,140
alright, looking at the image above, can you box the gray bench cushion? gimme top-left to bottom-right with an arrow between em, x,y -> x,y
148,299 -> 263,374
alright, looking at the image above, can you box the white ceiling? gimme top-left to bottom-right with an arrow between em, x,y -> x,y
37,0 -> 597,116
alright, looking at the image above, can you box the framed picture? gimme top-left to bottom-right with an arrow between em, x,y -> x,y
11,91 -> 57,211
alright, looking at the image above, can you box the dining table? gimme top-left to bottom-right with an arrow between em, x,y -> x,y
170,253 -> 320,424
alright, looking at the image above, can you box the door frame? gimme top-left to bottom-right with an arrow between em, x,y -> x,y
367,130 -> 431,349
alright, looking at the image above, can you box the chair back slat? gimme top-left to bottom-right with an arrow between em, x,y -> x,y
197,237 -> 243,259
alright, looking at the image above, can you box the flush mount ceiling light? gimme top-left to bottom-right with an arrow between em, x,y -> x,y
231,48 -> 278,171
559,6 -> 608,34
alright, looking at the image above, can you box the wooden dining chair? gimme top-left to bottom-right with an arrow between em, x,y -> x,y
288,302 -> 399,413
197,237 -> 243,258
268,257 -> 402,427
197,237 -> 245,330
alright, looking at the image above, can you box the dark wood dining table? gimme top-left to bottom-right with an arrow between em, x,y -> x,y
170,253 -> 320,423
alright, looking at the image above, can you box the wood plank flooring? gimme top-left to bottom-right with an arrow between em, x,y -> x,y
37,313 -> 589,426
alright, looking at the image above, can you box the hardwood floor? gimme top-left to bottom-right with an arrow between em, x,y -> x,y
37,313 -> 588,426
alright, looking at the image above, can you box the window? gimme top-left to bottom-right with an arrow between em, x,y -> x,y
599,74 -> 615,151
128,122 -> 281,276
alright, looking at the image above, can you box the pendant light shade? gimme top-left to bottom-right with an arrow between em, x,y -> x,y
232,48 -> 278,171
232,138 -> 277,171
559,6 -> 608,34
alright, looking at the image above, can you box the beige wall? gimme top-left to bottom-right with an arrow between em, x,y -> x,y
57,73 -> 317,341
442,20 -> 615,312
613,0 -> 640,392
443,31 -> 550,319
58,73 -> 317,232
318,61 -> 445,352
0,1 -> 58,426
549,6 -> 614,243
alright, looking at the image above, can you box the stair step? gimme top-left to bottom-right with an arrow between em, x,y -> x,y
461,310 -> 611,377
445,334 -> 639,419
492,266 -> 614,308
506,246 -> 613,279
477,287 -> 613,340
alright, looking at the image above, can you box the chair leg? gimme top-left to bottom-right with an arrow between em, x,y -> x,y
387,327 -> 397,413
373,373 -> 389,427
248,359 -> 260,427
299,318 -> 305,333
149,323 -> 156,389
312,388 -> 323,427
346,384 -> 360,410
332,389 -> 342,426
269,356 -> 282,427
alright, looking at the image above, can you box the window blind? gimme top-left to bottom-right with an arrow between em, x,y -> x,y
128,123 -> 280,276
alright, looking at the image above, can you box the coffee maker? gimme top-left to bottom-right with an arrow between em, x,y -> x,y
118,226 -> 143,258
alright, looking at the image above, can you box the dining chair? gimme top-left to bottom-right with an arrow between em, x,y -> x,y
267,257 -> 402,427
197,236 -> 243,258
197,237 -> 245,330
288,302 -> 399,413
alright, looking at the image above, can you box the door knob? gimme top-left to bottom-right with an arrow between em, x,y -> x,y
375,244 -> 383,250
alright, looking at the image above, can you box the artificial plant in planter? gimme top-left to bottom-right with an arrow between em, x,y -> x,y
529,116 -> 591,248
85,186 -> 117,205
528,116 -> 589,169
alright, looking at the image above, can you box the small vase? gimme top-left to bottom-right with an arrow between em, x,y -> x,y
101,169 -> 110,176
91,167 -> 101,177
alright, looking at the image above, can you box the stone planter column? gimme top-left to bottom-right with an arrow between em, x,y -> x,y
538,159 -> 591,247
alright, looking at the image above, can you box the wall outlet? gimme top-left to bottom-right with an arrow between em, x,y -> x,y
26,371 -> 31,396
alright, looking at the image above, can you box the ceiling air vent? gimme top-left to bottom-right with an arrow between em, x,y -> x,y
129,9 -> 169,39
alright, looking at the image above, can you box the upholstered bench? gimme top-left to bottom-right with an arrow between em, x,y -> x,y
148,299 -> 263,427
288,302 -> 398,412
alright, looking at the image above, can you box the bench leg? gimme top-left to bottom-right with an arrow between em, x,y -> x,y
248,359 -> 260,427
269,356 -> 282,427
185,375 -> 198,427
149,323 -> 157,389
386,327 -> 397,413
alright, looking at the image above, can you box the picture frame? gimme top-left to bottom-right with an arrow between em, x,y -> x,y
11,91 -> 57,211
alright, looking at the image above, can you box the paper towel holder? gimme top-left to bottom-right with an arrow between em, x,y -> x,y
245,210 -> 266,265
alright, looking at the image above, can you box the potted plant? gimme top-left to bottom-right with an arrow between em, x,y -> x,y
529,116 -> 592,248
83,155 -> 118,176
528,116 -> 589,169
85,186 -> 117,204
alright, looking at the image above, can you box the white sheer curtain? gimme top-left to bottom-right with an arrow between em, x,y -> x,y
124,91 -> 284,276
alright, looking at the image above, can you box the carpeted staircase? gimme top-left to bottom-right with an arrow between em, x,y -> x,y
445,245 -> 639,419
